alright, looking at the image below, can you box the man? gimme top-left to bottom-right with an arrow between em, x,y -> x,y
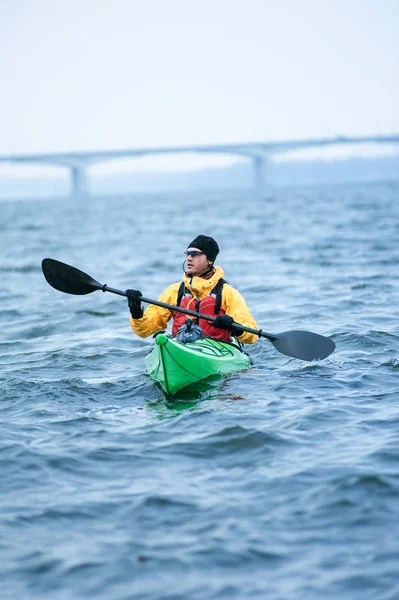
126,235 -> 258,344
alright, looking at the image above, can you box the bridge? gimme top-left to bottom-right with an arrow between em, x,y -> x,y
0,134 -> 398,196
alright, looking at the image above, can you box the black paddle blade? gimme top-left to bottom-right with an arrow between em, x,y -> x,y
271,330 -> 335,361
42,258 -> 103,295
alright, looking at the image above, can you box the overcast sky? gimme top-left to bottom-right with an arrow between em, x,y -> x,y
0,0 -> 398,172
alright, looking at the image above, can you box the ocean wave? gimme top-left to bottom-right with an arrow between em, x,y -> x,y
160,425 -> 290,458
0,264 -> 42,273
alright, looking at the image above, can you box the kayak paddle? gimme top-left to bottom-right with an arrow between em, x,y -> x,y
42,258 -> 335,361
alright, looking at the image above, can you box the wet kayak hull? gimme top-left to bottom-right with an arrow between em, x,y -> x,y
145,333 -> 251,396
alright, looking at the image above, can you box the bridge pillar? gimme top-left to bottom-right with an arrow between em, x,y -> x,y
70,165 -> 89,197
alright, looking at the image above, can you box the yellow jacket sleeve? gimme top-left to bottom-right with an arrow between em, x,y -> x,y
129,283 -> 180,338
222,284 -> 259,344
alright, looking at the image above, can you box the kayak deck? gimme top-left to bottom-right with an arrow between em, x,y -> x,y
145,333 -> 251,396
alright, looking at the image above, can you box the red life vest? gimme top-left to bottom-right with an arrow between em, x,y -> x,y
171,279 -> 231,341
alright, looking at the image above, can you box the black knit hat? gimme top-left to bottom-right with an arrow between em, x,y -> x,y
187,235 -> 219,262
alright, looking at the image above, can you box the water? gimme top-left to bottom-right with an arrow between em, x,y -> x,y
1,181 -> 399,599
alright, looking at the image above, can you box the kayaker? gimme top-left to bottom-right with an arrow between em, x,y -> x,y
126,235 -> 258,344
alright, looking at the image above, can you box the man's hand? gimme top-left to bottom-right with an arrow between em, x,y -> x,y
213,314 -> 234,331
126,289 -> 143,319
213,314 -> 243,338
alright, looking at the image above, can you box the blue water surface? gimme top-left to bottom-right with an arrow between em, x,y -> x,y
1,181 -> 399,599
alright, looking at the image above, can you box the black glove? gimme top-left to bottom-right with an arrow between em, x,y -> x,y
213,314 -> 243,338
213,314 -> 234,330
126,289 -> 143,319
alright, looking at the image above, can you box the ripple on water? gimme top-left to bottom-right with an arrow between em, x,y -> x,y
0,264 -> 42,273
159,425 -> 293,460
380,358 -> 399,369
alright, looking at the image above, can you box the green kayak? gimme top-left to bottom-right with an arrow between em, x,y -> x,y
145,332 -> 252,396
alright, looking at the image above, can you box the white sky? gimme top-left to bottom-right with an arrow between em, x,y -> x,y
0,0 -> 398,173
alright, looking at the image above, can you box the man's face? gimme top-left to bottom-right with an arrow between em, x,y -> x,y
185,247 -> 211,276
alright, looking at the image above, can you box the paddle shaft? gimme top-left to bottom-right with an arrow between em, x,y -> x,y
102,285 -> 275,341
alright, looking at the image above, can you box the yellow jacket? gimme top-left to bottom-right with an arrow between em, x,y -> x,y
130,265 -> 258,344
